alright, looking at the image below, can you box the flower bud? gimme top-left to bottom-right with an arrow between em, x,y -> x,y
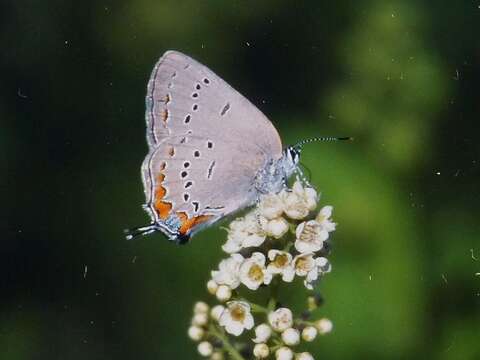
253,343 -> 270,358
315,318 -> 333,334
207,280 -> 219,295
187,326 -> 204,341
295,352 -> 314,360
301,326 -> 317,342
192,312 -> 209,327
281,328 -> 300,346
252,323 -> 272,343
215,285 -> 232,302
268,308 -> 293,332
210,351 -> 224,360
194,301 -> 210,314
197,341 -> 213,357
275,346 -> 293,360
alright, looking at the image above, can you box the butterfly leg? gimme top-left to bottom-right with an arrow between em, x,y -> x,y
124,224 -> 157,240
293,165 -> 313,188
252,195 -> 269,231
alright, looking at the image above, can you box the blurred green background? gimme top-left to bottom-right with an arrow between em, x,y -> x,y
2,0 -> 479,359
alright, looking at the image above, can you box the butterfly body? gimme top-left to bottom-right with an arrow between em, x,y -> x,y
131,51 -> 300,243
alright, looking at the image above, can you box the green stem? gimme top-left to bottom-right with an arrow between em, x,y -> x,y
267,296 -> 277,312
209,325 -> 245,360
283,242 -> 293,252
295,319 -> 315,326
248,301 -> 269,314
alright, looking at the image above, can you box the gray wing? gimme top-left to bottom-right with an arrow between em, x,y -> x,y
142,51 -> 283,228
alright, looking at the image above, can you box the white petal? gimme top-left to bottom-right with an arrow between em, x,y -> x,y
226,321 -> 244,336
295,221 -> 306,238
281,267 -> 295,282
304,279 -> 314,290
242,233 -> 266,248
263,271 -> 273,285
285,207 -> 309,220
306,268 -> 319,283
292,181 -> 303,194
315,257 -> 329,267
323,220 -> 336,232
268,249 -> 282,261
259,193 -> 284,219
305,187 -> 318,210
319,229 -> 329,241
251,252 -> 266,264
210,305 -> 225,322
294,239 -> 321,254
319,205 -> 333,218
242,278 -> 261,290
244,313 -> 255,330
218,312 -> 229,327
266,218 -> 289,238
267,263 -> 283,275
231,253 -> 245,262
222,239 -> 242,254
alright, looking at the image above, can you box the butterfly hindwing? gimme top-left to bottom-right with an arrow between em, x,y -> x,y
141,51 -> 283,239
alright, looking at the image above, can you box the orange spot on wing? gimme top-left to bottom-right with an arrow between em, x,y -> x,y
177,212 -> 212,235
152,170 -> 211,233
153,173 -> 172,219
161,109 -> 168,123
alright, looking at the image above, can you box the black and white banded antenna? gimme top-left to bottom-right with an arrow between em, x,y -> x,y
294,136 -> 353,152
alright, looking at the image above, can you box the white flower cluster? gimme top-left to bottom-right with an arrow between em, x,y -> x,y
211,182 -> 334,296
188,181 -> 337,359
189,300 -> 333,359
250,308 -> 333,359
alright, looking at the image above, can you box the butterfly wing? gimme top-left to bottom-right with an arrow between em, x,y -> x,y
141,51 -> 283,238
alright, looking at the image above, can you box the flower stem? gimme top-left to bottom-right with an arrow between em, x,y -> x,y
247,301 -> 269,314
209,325 -> 245,360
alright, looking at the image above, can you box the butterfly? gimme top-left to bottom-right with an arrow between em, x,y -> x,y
126,51 -> 349,244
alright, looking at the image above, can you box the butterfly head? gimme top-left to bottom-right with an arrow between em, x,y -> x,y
283,146 -> 301,176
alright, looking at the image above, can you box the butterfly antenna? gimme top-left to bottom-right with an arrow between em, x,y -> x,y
124,224 -> 157,240
294,136 -> 353,151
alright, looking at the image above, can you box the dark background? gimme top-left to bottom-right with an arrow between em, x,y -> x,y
2,1 -> 479,359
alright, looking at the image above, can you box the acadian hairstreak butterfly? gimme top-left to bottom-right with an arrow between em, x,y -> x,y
126,51 -> 350,244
